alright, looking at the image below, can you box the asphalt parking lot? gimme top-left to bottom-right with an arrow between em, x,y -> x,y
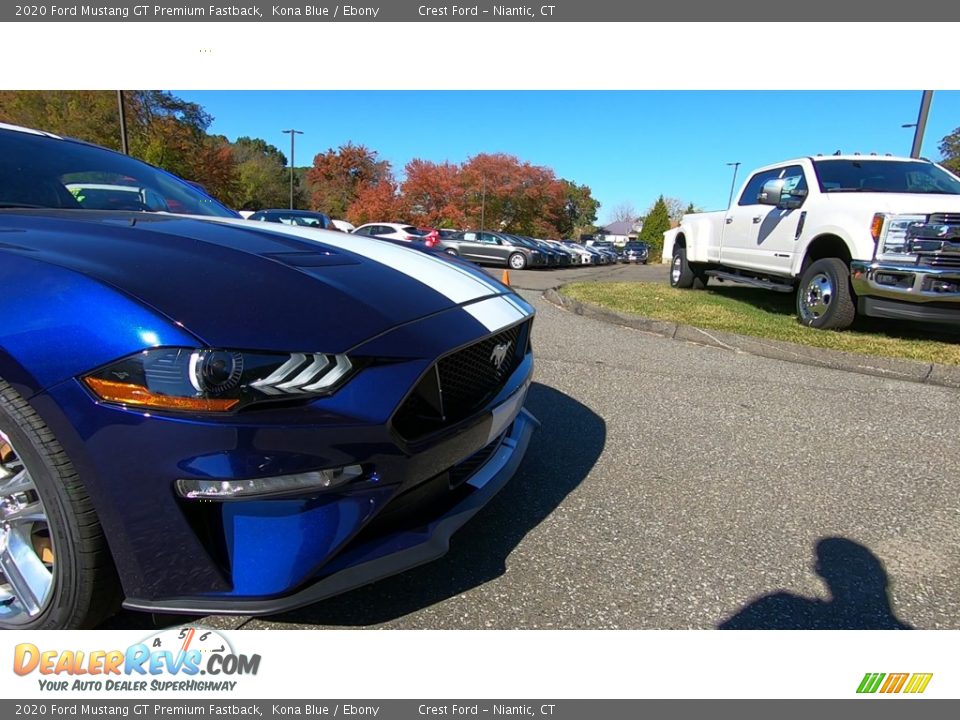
110,263 -> 960,630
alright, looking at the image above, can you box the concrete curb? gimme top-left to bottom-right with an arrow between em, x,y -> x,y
543,287 -> 960,390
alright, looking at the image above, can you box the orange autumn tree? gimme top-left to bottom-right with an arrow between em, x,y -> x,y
306,143 -> 392,218
458,153 -> 568,236
346,179 -> 407,226
400,159 -> 468,229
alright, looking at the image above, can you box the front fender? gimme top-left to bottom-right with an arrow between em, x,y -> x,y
0,252 -> 202,397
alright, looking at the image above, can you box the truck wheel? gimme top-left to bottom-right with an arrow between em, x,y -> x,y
796,258 -> 856,330
0,378 -> 120,629
670,248 -> 707,289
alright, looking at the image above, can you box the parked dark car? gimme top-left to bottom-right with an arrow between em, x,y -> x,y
439,230 -> 546,270
621,241 -> 651,264
518,236 -> 572,267
0,123 -> 537,628
247,209 -> 333,229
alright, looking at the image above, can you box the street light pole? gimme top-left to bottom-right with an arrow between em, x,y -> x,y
726,162 -> 741,209
282,129 -> 303,209
908,90 -> 934,159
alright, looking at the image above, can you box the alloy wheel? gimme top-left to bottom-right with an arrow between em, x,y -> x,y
0,429 -> 55,625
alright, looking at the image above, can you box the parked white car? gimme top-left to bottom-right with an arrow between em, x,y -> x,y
331,219 -> 355,233
561,241 -> 595,265
542,238 -> 580,263
670,155 -> 960,329
353,222 -> 429,242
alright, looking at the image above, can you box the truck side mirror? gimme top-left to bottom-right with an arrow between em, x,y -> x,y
758,178 -> 785,206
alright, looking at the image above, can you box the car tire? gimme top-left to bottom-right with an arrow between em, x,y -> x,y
0,378 -> 120,629
508,253 -> 527,270
796,258 -> 856,330
670,247 -> 707,289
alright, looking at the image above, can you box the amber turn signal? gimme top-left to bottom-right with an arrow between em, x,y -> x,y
83,377 -> 239,412
870,213 -> 885,243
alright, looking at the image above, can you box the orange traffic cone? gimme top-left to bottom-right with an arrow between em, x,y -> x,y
501,269 -> 511,286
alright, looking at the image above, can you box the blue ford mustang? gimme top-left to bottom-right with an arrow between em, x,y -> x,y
0,123 -> 537,629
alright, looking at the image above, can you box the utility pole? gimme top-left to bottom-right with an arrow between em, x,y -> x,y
117,90 -> 129,155
726,162 -> 741,208
282,129 -> 303,209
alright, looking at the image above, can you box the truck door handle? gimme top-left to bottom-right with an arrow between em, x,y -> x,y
752,216 -> 762,223
725,217 -> 733,224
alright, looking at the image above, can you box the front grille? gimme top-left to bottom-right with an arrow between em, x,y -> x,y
393,319 -> 530,441
928,213 -> 960,225
918,253 -> 960,269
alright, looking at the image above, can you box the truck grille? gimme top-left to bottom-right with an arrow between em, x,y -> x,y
928,213 -> 960,225
918,252 -> 960,269
393,320 -> 531,441
907,217 -> 960,267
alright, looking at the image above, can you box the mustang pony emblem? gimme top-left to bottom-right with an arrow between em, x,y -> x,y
490,342 -> 511,370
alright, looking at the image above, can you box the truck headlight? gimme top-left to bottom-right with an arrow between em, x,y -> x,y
83,348 -> 355,413
872,213 -> 927,262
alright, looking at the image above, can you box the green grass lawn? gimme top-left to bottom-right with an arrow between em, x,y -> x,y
563,281 -> 960,366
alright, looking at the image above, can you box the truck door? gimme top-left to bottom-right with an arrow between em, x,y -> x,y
721,166 -> 809,276
720,168 -> 782,269
752,165 -> 809,276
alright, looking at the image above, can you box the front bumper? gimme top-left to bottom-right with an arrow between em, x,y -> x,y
123,406 -> 538,615
850,260 -> 960,322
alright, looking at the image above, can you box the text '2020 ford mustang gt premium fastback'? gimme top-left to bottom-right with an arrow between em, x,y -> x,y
0,123 -> 537,629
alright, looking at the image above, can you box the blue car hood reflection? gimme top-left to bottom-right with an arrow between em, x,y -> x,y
0,211 -> 505,353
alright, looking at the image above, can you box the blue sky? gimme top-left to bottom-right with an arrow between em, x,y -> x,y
174,91 -> 960,222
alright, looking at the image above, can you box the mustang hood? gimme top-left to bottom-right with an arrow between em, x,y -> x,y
0,211 -> 512,353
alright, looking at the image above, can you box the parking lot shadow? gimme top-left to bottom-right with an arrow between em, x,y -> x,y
252,381 -> 603,627
718,537 -> 912,630
260,381 -> 604,627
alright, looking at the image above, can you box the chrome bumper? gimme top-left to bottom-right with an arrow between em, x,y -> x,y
850,260 -> 960,303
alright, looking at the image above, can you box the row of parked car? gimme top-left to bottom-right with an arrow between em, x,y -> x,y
240,209 -> 652,270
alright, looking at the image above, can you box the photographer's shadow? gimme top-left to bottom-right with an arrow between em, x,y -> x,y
270,381 -> 605,626
718,537 -> 912,630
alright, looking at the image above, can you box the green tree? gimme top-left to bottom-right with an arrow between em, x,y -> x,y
939,126 -> 960,176
639,195 -> 671,261
558,180 -> 600,239
230,136 -> 296,210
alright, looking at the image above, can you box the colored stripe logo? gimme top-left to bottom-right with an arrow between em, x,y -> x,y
857,672 -> 933,694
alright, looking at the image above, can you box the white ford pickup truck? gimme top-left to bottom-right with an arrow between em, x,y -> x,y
665,155 -> 960,329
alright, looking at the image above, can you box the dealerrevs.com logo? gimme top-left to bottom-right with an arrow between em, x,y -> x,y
13,628 -> 261,692
857,673 -> 933,695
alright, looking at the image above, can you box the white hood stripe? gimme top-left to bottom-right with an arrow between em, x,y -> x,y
210,219 -> 496,304
465,296 -> 528,332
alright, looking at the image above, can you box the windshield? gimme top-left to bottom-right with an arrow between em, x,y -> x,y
0,128 -> 237,216
813,159 -> 960,195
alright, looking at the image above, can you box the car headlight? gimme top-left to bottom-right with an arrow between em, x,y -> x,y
83,348 -> 355,413
871,213 -> 927,262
